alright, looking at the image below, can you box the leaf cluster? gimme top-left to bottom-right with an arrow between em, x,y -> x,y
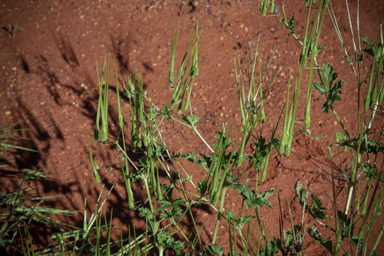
313,62 -> 345,114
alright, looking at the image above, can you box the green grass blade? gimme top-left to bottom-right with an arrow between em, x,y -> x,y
100,56 -> 110,142
113,55 -> 124,128
86,130 -> 100,183
169,20 -> 179,87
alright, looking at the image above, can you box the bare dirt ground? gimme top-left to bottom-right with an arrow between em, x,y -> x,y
1,0 -> 384,255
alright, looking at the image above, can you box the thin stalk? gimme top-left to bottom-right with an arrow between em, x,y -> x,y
335,87 -> 362,255
280,68 -> 292,154
212,186 -> 228,245
243,216 -> 252,256
171,219 -> 197,253
344,86 -> 362,215
112,55 -> 123,127
168,115 -> 214,152
169,20 -> 179,87
361,189 -> 384,255
254,206 -> 267,244
120,129 -> 134,209
371,222 -> 384,254
188,207 -> 203,248
143,177 -> 154,212
228,204 -> 234,254
304,0 -> 329,130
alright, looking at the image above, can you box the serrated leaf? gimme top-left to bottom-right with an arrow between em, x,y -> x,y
308,224 -> 333,253
182,114 -> 201,127
213,131 -> 231,149
204,244 -> 224,256
295,180 -> 329,220
259,239 -> 279,256
157,229 -> 185,254
317,63 -> 344,114
362,36 -> 383,61
138,208 -> 160,235
160,104 -> 172,122
311,194 -> 329,219
282,16 -> 295,37
159,207 -> 183,220
313,82 -> 328,94
173,151 -> 211,171
224,209 -> 254,230
335,131 -> 348,142
233,182 -> 280,209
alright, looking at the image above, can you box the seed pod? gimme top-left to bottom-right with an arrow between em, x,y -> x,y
378,79 -> 384,104
378,200 -> 382,216
260,0 -> 264,13
260,108 -> 265,124
262,3 -> 268,16
361,200 -> 367,215
169,70 -> 174,87
128,78 -> 135,94
335,132 -> 340,142
355,196 -> 360,211
260,168 -> 267,182
327,140 -> 333,157
269,0 -> 275,13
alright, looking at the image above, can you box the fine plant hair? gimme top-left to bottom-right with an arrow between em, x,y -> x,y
3,0 -> 384,255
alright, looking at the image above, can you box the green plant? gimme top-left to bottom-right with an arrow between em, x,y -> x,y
10,0 -> 384,254
81,17 -> 286,255
0,122 -> 76,254
260,0 -> 384,255
80,1 -> 384,252
7,24 -> 18,38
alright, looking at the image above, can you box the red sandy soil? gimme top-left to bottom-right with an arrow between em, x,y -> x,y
1,0 -> 384,255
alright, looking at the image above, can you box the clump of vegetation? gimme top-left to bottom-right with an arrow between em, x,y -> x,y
0,123 -> 75,255
2,0 -> 384,255
6,24 -> 18,38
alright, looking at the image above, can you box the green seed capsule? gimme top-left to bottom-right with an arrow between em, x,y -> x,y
327,141 -> 333,157
361,203 -> 367,215
378,82 -> 384,104
260,1 -> 264,13
355,196 -> 360,211
269,0 -> 275,13
365,87 -> 373,111
123,85 -> 131,98
169,70 -> 174,87
377,200 -> 382,216
262,5 -> 267,16
210,191 -> 220,205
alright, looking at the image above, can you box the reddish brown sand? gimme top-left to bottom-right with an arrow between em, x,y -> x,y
1,0 -> 384,255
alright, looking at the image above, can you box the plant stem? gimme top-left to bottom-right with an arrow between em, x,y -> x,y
254,206 -> 267,244
143,177 -> 154,212
192,127 -> 214,152
212,186 -> 227,244
371,222 -> 384,254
